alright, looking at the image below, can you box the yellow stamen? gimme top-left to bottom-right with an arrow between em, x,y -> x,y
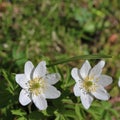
29,77 -> 46,96
82,76 -> 97,92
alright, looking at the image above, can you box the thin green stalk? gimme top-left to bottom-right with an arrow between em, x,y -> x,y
28,102 -> 32,114
47,54 -> 112,67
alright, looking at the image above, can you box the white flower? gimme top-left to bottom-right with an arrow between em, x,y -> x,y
15,61 -> 61,110
71,60 -> 113,109
118,77 -> 120,87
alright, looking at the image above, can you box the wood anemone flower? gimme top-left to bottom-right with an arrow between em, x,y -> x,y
71,60 -> 113,109
16,61 -> 61,110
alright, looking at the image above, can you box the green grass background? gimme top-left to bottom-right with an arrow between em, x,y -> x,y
0,0 -> 120,120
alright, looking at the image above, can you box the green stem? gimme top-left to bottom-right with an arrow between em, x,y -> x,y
28,102 -> 32,114
47,54 -> 111,67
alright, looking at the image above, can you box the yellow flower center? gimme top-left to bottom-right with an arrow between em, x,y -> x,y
29,77 -> 46,96
82,76 -> 97,92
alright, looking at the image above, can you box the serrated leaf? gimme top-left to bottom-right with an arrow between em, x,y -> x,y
75,104 -> 84,120
88,103 -> 104,120
63,110 -> 77,119
2,69 -> 14,93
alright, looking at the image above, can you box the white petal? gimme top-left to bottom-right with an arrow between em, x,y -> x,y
80,92 -> 93,109
24,61 -> 34,80
44,85 -> 61,99
97,75 -> 113,87
71,68 -> 81,82
80,60 -> 91,79
32,94 -> 47,110
19,89 -> 31,106
44,73 -> 61,85
89,60 -> 105,78
73,83 -> 81,96
15,74 -> 28,88
118,77 -> 120,87
33,61 -> 46,78
92,87 -> 110,100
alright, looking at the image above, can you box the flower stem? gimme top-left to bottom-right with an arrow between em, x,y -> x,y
28,102 -> 32,114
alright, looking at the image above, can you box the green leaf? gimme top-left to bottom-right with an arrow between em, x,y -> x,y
17,117 -> 27,120
64,79 -> 75,88
0,75 -> 14,108
11,109 -> 26,116
62,67 -> 71,87
75,104 -> 85,120
29,111 -> 45,120
55,114 -> 60,120
46,106 -> 56,116
83,21 -> 95,34
2,69 -> 14,94
109,109 -> 119,119
110,86 -> 119,97
62,98 -> 73,104
55,114 -> 66,120
47,54 -> 112,67
65,104 -> 75,110
88,101 -> 104,120
88,108 -> 103,120
12,46 -> 27,66
104,111 -> 112,120
63,110 -> 77,119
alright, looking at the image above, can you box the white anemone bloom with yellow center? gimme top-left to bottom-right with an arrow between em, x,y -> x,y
71,60 -> 113,109
15,61 -> 61,110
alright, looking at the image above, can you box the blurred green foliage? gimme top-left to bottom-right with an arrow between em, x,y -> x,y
0,0 -> 120,120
